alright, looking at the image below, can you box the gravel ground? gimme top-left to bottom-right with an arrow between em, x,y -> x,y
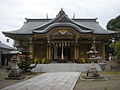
74,72 -> 120,90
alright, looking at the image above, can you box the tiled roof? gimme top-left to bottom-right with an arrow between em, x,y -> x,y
2,9 -> 116,35
0,42 -> 15,50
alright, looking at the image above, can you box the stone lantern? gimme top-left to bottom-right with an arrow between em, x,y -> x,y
87,47 -> 98,63
8,51 -> 22,79
86,47 -> 100,78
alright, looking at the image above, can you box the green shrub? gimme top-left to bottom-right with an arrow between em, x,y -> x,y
41,58 -> 51,64
80,58 -> 85,63
42,58 -> 46,64
85,58 -> 91,63
76,58 -> 86,63
34,58 -> 39,64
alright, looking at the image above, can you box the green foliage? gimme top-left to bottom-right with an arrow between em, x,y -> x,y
77,58 -> 85,63
18,58 -> 37,72
107,15 -> 120,31
42,58 -> 46,64
18,60 -> 31,72
110,41 -> 120,60
42,58 -> 50,64
85,58 -> 91,63
34,58 -> 39,64
80,58 -> 85,63
22,41 -> 29,49
13,40 -> 19,47
18,50 -> 37,72
104,87 -> 108,90
106,15 -> 120,62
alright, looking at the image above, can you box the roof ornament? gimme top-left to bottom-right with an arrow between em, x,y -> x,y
73,12 -> 75,19
59,30 -> 67,35
61,8 -> 63,11
46,13 -> 48,19
57,8 -> 65,16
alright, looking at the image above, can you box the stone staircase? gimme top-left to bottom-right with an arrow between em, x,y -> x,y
31,63 -> 102,72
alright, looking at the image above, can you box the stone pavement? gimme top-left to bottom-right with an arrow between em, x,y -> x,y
1,72 -> 80,90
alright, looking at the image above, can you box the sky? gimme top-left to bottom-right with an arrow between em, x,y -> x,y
0,0 -> 120,47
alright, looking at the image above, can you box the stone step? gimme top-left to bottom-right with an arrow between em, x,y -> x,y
31,63 -> 102,72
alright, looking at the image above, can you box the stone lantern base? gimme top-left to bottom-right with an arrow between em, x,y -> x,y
86,69 -> 100,79
7,69 -> 23,80
6,69 -> 23,80
86,63 -> 100,79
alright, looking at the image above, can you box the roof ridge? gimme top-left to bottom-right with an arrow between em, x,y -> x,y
25,18 -> 52,20
73,18 -> 97,20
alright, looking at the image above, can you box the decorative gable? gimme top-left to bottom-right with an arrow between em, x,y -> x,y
34,9 -> 92,30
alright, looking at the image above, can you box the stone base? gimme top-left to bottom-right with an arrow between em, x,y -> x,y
7,69 -> 22,80
5,76 -> 24,80
80,76 -> 109,81
84,76 -> 102,79
86,71 -> 100,78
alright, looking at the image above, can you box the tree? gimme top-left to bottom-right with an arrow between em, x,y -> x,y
106,15 -> 120,62
17,40 -> 37,72
107,15 -> 120,32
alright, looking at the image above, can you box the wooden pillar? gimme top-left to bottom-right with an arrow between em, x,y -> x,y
102,42 -> 106,61
47,37 -> 51,60
51,45 -> 53,60
49,45 -> 51,60
74,44 -> 76,60
29,39 -> 33,58
74,37 -> 79,60
76,45 -> 79,59
92,37 -> 96,49
71,45 -> 74,62
46,45 -> 49,60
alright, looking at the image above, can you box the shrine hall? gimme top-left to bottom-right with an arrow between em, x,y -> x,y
3,9 -> 115,63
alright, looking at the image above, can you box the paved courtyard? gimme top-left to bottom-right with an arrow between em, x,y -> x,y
1,72 -> 80,90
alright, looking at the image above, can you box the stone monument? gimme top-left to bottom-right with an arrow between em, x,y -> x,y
7,51 -> 22,79
86,47 -> 100,78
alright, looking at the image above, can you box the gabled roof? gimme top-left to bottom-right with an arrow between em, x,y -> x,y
34,9 -> 92,30
2,9 -> 116,36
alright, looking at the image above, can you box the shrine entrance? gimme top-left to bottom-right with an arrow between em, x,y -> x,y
53,46 -> 72,63
49,30 -> 76,63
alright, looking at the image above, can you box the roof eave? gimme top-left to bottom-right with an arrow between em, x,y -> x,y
2,31 -> 33,36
